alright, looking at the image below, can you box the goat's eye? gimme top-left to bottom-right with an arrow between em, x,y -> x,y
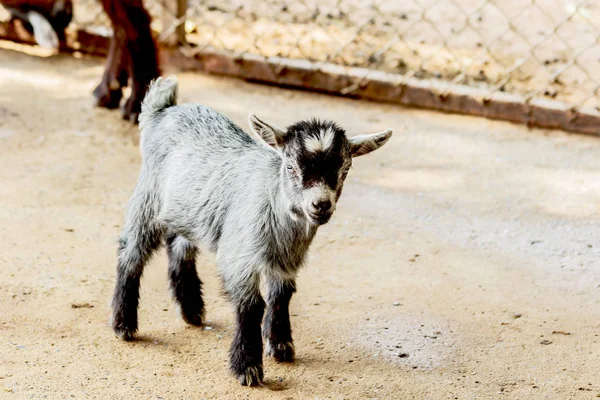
341,166 -> 351,179
286,164 -> 296,175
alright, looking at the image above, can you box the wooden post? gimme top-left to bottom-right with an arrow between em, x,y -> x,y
161,0 -> 187,47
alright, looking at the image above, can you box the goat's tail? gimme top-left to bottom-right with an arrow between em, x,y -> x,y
139,76 -> 178,127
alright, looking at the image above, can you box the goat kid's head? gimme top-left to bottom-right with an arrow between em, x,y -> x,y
249,114 -> 392,226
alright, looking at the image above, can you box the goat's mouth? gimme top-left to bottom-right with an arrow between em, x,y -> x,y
307,211 -> 333,225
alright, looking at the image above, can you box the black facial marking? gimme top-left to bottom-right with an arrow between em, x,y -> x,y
283,119 -> 351,189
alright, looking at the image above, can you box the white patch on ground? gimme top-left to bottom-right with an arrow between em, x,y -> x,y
353,314 -> 457,370
0,129 -> 16,138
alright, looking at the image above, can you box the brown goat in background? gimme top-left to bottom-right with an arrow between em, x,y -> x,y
1,0 -> 160,122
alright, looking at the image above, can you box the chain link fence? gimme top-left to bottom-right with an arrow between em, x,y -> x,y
1,0 -> 599,131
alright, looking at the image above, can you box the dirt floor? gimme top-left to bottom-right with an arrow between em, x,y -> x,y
1,41 -> 600,400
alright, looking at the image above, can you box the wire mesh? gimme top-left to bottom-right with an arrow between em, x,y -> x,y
2,0 -> 599,112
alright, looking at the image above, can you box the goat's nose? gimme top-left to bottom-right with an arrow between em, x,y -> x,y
312,199 -> 332,212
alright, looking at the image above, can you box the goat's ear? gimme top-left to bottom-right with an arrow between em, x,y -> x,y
248,114 -> 286,147
348,129 -> 393,157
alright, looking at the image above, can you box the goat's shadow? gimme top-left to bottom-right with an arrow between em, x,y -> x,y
115,320 -> 228,347
259,378 -> 290,392
255,355 -> 326,391
122,334 -> 169,347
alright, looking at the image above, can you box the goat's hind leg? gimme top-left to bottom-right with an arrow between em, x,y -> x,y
166,234 -> 205,326
111,195 -> 161,340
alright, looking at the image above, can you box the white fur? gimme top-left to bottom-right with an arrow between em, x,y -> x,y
27,11 -> 59,50
304,127 -> 336,153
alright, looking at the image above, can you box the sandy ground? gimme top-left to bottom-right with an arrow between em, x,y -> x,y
1,41 -> 600,399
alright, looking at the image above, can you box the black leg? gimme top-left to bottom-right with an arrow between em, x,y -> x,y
263,278 -> 296,362
166,234 -> 204,326
111,219 -> 161,340
229,293 -> 265,386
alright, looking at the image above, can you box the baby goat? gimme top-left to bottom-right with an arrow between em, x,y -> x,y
111,76 -> 392,386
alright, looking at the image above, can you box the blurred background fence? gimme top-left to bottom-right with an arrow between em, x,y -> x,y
1,0 -> 599,133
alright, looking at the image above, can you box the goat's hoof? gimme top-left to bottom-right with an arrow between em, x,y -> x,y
121,95 -> 142,124
93,85 -> 122,109
233,365 -> 264,386
265,341 -> 295,362
111,315 -> 137,341
122,109 -> 140,124
113,327 -> 136,341
181,306 -> 205,327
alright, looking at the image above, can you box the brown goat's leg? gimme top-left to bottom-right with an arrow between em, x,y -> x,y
120,0 -> 160,123
92,31 -> 129,109
98,0 -> 160,123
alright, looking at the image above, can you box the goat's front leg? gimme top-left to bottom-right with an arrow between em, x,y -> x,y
263,277 -> 296,362
225,273 -> 265,386
111,191 -> 161,340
